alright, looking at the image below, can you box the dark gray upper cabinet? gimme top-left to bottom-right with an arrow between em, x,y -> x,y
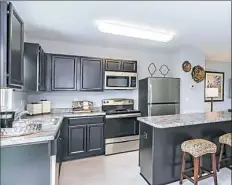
0,2 -> 24,88
7,2 -> 24,88
39,47 -> 46,91
51,54 -> 80,91
24,42 -> 46,91
105,59 -> 121,71
80,57 -> 103,91
122,60 -> 137,72
104,59 -> 137,72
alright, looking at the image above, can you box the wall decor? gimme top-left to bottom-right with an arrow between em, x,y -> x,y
191,65 -> 205,83
182,61 -> 191,72
159,64 -> 170,77
205,71 -> 224,102
148,63 -> 157,77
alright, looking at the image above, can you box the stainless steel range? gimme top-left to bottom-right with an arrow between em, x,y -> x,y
102,99 -> 141,155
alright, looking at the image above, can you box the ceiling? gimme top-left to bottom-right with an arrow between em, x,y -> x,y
12,1 -> 231,61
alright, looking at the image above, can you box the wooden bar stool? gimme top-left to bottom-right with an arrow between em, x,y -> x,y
218,133 -> 232,171
180,139 -> 218,185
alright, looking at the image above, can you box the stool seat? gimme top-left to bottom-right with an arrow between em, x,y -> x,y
181,139 -> 217,158
219,133 -> 232,147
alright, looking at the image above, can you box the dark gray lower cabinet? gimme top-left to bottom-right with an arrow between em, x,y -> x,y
62,116 -> 105,161
87,123 -> 104,154
68,124 -> 86,156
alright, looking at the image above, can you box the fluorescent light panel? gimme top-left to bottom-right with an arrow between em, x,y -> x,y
96,21 -> 174,42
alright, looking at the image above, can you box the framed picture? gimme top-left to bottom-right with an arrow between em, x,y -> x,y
205,71 -> 224,102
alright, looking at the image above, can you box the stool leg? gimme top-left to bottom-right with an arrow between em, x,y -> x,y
218,144 -> 224,171
180,152 -> 186,185
193,157 -> 199,185
211,153 -> 218,185
199,157 -> 203,177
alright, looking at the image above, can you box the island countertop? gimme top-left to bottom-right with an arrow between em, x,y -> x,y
0,111 -> 106,148
137,111 -> 232,128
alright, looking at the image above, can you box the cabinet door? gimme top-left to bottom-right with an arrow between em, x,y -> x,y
7,2 -> 24,88
105,59 -> 121,71
51,55 -> 77,91
122,60 -> 137,72
38,47 -> 46,91
68,124 -> 86,156
81,57 -> 103,91
87,123 -> 104,155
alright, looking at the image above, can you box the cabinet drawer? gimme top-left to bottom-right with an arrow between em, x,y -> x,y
68,116 -> 104,125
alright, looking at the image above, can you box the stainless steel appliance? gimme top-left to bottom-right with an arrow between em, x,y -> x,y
139,77 -> 180,116
102,99 -> 141,155
104,71 -> 137,90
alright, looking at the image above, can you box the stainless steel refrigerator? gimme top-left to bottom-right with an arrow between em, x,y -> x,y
139,77 -> 180,116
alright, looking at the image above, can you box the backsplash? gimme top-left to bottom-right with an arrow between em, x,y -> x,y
28,90 -> 138,109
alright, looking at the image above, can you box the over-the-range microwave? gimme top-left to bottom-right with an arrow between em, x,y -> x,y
104,71 -> 137,90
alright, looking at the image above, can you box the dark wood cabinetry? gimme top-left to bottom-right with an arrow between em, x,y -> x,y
24,43 -> 46,91
80,57 -> 104,91
62,116 -> 105,161
104,59 -> 137,72
51,54 -> 80,91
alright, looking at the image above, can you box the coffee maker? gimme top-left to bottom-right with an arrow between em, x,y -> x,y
0,111 -> 15,128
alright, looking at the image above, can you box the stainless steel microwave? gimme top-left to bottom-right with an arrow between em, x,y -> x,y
104,71 -> 137,90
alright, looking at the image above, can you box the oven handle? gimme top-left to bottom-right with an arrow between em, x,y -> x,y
105,113 -> 141,119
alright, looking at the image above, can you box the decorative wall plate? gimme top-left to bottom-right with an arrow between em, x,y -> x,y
148,63 -> 157,77
182,61 -> 191,72
191,65 -> 205,83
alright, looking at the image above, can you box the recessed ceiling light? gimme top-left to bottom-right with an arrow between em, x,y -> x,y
95,20 -> 175,42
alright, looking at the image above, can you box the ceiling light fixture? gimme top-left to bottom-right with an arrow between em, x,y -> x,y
95,20 -> 175,42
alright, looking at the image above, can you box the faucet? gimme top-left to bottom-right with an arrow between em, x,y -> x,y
14,111 -> 29,121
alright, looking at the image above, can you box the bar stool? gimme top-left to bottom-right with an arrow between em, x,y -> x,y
218,133 -> 232,171
180,139 -> 218,185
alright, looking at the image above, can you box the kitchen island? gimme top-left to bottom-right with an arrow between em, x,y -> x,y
0,111 -> 105,185
137,111 -> 232,185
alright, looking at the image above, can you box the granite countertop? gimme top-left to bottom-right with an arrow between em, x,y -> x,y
1,111 -> 106,148
137,111 -> 232,128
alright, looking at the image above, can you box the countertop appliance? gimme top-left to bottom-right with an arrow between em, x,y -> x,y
139,77 -> 180,116
104,71 -> 137,90
27,103 -> 42,115
40,100 -> 51,114
102,98 -> 141,155
0,111 -> 15,128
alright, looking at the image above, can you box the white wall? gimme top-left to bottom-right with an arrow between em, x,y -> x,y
26,38 -> 174,108
204,60 -> 231,111
169,46 -> 206,114
0,89 -> 27,112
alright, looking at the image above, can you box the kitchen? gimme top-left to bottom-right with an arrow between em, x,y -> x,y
0,1 -> 231,185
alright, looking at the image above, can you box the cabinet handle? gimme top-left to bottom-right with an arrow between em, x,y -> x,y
144,132 -> 148,139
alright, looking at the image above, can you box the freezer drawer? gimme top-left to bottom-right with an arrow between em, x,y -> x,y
148,104 -> 180,116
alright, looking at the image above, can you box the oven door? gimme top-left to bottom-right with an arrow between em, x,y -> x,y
105,116 -> 139,139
